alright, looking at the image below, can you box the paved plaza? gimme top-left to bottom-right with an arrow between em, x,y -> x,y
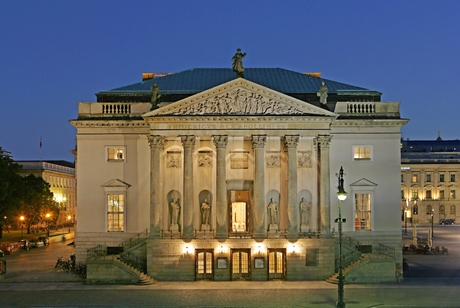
0,225 -> 459,307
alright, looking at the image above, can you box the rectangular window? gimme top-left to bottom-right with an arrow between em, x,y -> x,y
354,193 -> 371,231
426,174 -> 431,182
425,190 -> 432,200
401,190 -> 405,199
439,190 -> 445,200
401,174 -> 404,182
107,147 -> 126,162
450,190 -> 456,199
451,174 -> 456,182
440,174 -> 445,182
412,174 -> 418,183
353,146 -> 372,161
107,194 -> 125,231
411,190 -> 418,200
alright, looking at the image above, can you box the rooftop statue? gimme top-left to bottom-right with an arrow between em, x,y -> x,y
150,82 -> 161,110
317,81 -> 328,105
232,48 -> 246,78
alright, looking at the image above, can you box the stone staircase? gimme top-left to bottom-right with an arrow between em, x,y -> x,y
325,255 -> 369,284
114,258 -> 156,285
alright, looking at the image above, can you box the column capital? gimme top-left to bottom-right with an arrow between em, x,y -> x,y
148,135 -> 164,149
314,135 -> 332,149
180,135 -> 196,149
284,135 -> 300,149
212,135 -> 228,148
251,135 -> 267,149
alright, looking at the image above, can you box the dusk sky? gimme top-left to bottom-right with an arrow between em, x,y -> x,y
1,1 -> 460,162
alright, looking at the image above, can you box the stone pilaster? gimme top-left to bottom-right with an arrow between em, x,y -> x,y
315,135 -> 332,235
213,135 -> 228,238
148,135 -> 164,238
284,135 -> 299,237
181,135 -> 196,238
252,135 -> 266,238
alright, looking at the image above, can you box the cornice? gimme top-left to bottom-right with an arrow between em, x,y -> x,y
70,119 -> 148,128
332,119 -> 409,127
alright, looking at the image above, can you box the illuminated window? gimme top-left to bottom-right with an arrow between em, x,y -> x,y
411,190 -> 418,200
450,190 -> 456,199
354,193 -> 372,231
353,146 -> 372,161
107,194 -> 125,232
412,174 -> 418,183
107,146 -> 126,162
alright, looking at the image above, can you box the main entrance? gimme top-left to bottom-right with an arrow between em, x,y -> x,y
228,190 -> 250,233
268,248 -> 286,280
195,249 -> 213,280
231,249 -> 251,280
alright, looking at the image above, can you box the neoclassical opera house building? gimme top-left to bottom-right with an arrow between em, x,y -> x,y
71,58 -> 407,283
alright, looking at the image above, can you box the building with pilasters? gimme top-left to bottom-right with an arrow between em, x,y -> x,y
71,66 -> 407,283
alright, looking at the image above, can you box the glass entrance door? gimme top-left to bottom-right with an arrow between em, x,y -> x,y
196,249 -> 213,280
232,202 -> 246,232
268,249 -> 286,280
231,249 -> 251,280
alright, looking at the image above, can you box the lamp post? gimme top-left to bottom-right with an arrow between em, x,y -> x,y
67,215 -> 71,233
431,209 -> 434,238
336,166 -> 347,308
45,213 -> 51,237
20,215 -> 25,239
404,209 -> 408,235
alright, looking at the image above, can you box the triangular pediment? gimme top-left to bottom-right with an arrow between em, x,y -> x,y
143,78 -> 337,118
102,179 -> 131,188
350,178 -> 378,187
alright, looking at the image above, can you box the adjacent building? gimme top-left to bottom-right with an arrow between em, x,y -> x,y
17,160 -> 76,226
71,62 -> 407,282
401,134 -> 460,226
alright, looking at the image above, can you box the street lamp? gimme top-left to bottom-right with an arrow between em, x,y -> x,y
45,213 -> 51,237
404,209 -> 408,235
431,209 -> 434,238
20,215 -> 25,239
336,166 -> 347,308
67,215 -> 71,233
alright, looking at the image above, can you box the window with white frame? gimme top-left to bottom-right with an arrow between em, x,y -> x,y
103,179 -> 130,232
352,146 -> 372,161
106,146 -> 126,162
354,193 -> 372,231
107,194 -> 125,232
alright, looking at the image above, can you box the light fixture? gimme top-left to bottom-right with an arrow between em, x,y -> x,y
220,245 -> 224,254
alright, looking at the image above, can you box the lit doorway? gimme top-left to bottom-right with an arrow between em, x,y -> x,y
229,190 -> 250,233
268,248 -> 286,280
231,249 -> 251,280
196,249 -> 213,280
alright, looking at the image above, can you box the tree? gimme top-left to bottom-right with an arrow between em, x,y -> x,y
0,147 -> 23,238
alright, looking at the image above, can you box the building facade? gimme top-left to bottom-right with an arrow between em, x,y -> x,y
401,136 -> 460,226
71,66 -> 407,282
17,160 -> 76,226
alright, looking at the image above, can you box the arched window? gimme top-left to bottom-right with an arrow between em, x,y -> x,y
450,205 -> 456,215
412,205 -> 419,215
439,205 -> 445,214
426,205 -> 433,215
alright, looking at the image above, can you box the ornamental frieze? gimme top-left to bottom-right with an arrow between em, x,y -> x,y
168,89 -> 305,116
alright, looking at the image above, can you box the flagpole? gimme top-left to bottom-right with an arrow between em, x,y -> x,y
40,137 -> 42,160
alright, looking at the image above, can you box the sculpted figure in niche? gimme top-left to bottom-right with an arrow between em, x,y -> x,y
201,199 -> 211,225
300,198 -> 311,225
170,198 -> 180,225
150,82 -> 161,110
267,198 -> 278,225
232,48 -> 246,78
317,81 -> 328,105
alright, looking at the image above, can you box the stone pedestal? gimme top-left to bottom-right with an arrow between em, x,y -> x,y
269,224 -> 279,232
300,224 -> 309,232
170,224 -> 179,232
201,224 -> 210,231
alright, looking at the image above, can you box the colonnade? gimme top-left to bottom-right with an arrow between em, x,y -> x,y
148,134 -> 332,239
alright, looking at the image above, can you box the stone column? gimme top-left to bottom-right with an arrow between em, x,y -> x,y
148,135 -> 164,238
315,135 -> 332,235
284,135 -> 299,237
252,135 -> 266,238
181,135 -> 196,238
213,135 -> 228,238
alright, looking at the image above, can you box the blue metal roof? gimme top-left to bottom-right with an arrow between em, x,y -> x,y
98,68 -> 379,96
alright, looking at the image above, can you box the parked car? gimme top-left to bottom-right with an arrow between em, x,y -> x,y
439,219 -> 455,225
37,236 -> 50,245
29,239 -> 44,248
19,239 -> 30,250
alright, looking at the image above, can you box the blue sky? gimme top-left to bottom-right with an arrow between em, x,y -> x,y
1,1 -> 460,161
